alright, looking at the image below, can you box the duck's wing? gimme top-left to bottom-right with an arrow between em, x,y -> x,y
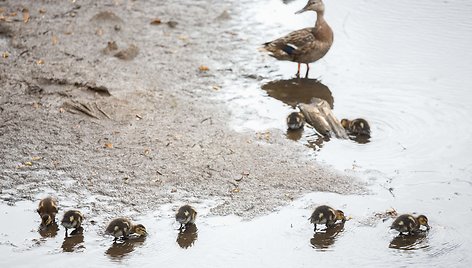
263,28 -> 315,60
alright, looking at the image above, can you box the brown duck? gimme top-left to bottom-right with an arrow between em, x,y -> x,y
391,214 -> 430,235
176,205 -> 197,230
341,118 -> 371,137
61,210 -> 84,236
287,111 -> 306,130
263,0 -> 333,78
105,218 -> 147,241
310,205 -> 346,231
37,197 -> 59,226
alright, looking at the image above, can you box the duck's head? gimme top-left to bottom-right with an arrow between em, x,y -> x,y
340,119 -> 350,130
295,0 -> 325,14
335,210 -> 346,223
417,215 -> 430,230
41,214 -> 53,226
132,224 -> 148,236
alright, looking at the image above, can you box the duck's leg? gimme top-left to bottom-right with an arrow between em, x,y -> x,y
305,63 -> 310,78
296,63 -> 301,78
65,228 -> 69,238
313,224 -> 317,232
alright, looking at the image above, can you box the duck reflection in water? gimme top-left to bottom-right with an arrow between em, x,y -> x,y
177,223 -> 198,249
261,78 -> 333,109
310,222 -> 344,250
61,230 -> 85,252
106,236 -> 147,260
38,222 -> 59,238
389,232 -> 428,250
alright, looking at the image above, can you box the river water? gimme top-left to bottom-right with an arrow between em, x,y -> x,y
1,0 -> 472,267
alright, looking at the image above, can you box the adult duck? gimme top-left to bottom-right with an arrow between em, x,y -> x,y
263,0 -> 333,78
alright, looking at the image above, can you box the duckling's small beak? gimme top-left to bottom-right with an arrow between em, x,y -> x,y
426,224 -> 431,230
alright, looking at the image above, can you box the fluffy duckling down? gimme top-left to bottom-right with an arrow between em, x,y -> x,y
37,197 -> 58,227
106,218 -> 147,241
176,205 -> 197,230
391,214 -> 430,235
61,210 -> 84,236
310,205 -> 346,231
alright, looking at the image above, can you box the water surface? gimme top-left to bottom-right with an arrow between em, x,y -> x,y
2,0 -> 472,267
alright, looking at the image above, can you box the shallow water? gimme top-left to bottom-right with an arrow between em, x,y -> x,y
2,0 -> 472,267
220,0 -> 472,266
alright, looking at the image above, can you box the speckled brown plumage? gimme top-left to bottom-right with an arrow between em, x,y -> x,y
37,197 -> 58,226
391,214 -> 430,235
263,0 -> 333,78
310,205 -> 345,231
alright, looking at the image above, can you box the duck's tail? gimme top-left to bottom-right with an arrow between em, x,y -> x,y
260,41 -> 293,61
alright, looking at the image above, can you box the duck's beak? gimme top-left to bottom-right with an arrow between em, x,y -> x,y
295,7 -> 308,14
295,3 -> 310,14
425,224 -> 431,230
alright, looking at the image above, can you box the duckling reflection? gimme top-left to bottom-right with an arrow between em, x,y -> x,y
286,128 -> 304,141
310,222 -> 344,249
389,231 -> 428,250
261,78 -> 333,108
38,222 -> 59,238
61,232 -> 85,252
105,236 -> 146,260
176,223 -> 198,249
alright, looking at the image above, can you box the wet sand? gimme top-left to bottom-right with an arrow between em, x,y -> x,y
0,0 -> 364,220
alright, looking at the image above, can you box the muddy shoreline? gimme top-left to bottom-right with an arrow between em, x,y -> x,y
0,0 -> 365,220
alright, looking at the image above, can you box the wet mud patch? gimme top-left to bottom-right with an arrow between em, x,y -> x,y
1,0 -> 365,225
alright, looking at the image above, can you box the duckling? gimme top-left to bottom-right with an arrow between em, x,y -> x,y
105,218 -> 147,241
341,118 -> 371,136
61,210 -> 84,236
37,197 -> 58,226
310,205 -> 346,231
263,0 -> 333,78
176,205 -> 197,230
391,214 -> 430,235
287,112 -> 305,130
